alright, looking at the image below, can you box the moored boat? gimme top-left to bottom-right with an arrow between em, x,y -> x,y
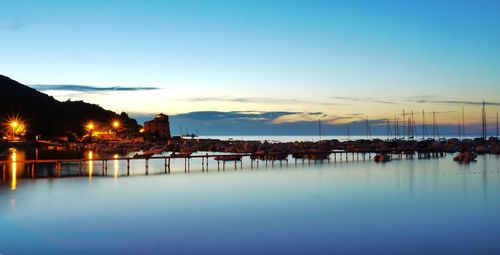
373,154 -> 391,163
453,151 -> 477,163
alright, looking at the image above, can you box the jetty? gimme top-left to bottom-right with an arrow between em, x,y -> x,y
3,133 -> 500,182
0,147 -> 451,181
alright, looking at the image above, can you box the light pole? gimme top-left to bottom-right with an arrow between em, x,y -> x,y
86,122 -> 95,141
112,120 -> 120,129
111,119 -> 121,140
8,119 -> 25,141
318,115 -> 327,141
9,121 -> 19,140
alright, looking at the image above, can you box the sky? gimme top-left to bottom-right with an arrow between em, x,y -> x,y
1,0 -> 500,135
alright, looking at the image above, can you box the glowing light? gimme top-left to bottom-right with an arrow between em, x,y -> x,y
11,150 -> 17,190
5,117 -> 26,140
112,120 -> 121,129
139,128 -> 144,133
86,122 -> 95,131
88,151 -> 93,178
11,150 -> 17,161
113,154 -> 119,179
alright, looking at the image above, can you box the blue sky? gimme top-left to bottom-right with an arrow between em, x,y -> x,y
1,0 -> 500,134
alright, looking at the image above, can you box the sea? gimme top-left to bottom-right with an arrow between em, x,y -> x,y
1,136 -> 500,254
199,135 -> 480,142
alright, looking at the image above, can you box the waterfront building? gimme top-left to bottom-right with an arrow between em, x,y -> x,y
143,113 -> 171,139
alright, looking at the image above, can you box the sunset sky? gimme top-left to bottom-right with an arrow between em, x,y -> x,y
1,0 -> 500,134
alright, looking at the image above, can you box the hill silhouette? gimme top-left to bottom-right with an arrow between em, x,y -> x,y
0,75 -> 140,140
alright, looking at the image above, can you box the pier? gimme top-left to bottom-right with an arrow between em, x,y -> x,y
0,150 -> 448,181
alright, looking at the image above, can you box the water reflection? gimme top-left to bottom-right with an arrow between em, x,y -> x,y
11,149 -> 17,190
88,151 -> 93,179
2,156 -> 500,255
483,156 -> 488,206
113,154 -> 119,180
408,159 -> 415,199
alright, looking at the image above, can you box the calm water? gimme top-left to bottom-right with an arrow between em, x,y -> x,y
200,135 -> 479,142
1,153 -> 500,254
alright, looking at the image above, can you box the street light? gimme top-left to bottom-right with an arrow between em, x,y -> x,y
86,122 -> 95,131
111,120 -> 121,139
6,118 -> 26,140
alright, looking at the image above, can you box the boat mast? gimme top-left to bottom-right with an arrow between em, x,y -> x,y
365,116 -> 372,139
394,116 -> 399,139
346,123 -> 350,141
386,119 -> 392,140
402,109 -> 406,139
432,111 -> 439,139
412,111 -> 417,139
432,112 -> 436,139
482,100 -> 487,139
407,113 -> 413,139
462,106 -> 465,139
422,110 -> 428,139
436,113 -> 440,138
496,112 -> 498,138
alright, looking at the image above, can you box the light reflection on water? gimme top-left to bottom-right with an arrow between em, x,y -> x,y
1,155 -> 500,254
113,154 -> 119,183
88,151 -> 93,179
10,149 -> 16,190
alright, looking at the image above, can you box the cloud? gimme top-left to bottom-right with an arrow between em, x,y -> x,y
414,100 -> 500,106
392,110 -> 455,117
323,115 -> 363,123
173,111 -> 299,122
31,85 -> 160,92
185,96 -> 340,106
400,95 -> 439,101
331,96 -> 396,105
129,110 -> 486,136
272,112 -> 327,124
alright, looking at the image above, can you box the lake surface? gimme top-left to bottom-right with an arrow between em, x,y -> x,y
1,153 -> 500,254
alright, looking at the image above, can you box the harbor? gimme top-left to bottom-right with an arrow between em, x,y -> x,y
2,151 -> 500,254
3,1 -> 500,253
4,134 -> 500,182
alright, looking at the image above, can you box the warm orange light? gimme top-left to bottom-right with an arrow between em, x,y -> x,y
5,117 -> 26,140
112,120 -> 120,129
139,128 -> 144,133
11,149 -> 17,190
88,151 -> 93,178
11,150 -> 17,161
86,122 -> 95,131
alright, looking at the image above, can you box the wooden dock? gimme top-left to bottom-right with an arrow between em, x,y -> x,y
0,150 -> 447,181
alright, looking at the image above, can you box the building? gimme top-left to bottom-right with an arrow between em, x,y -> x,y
143,113 -> 171,139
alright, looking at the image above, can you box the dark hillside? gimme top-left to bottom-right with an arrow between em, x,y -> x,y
0,75 -> 139,139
